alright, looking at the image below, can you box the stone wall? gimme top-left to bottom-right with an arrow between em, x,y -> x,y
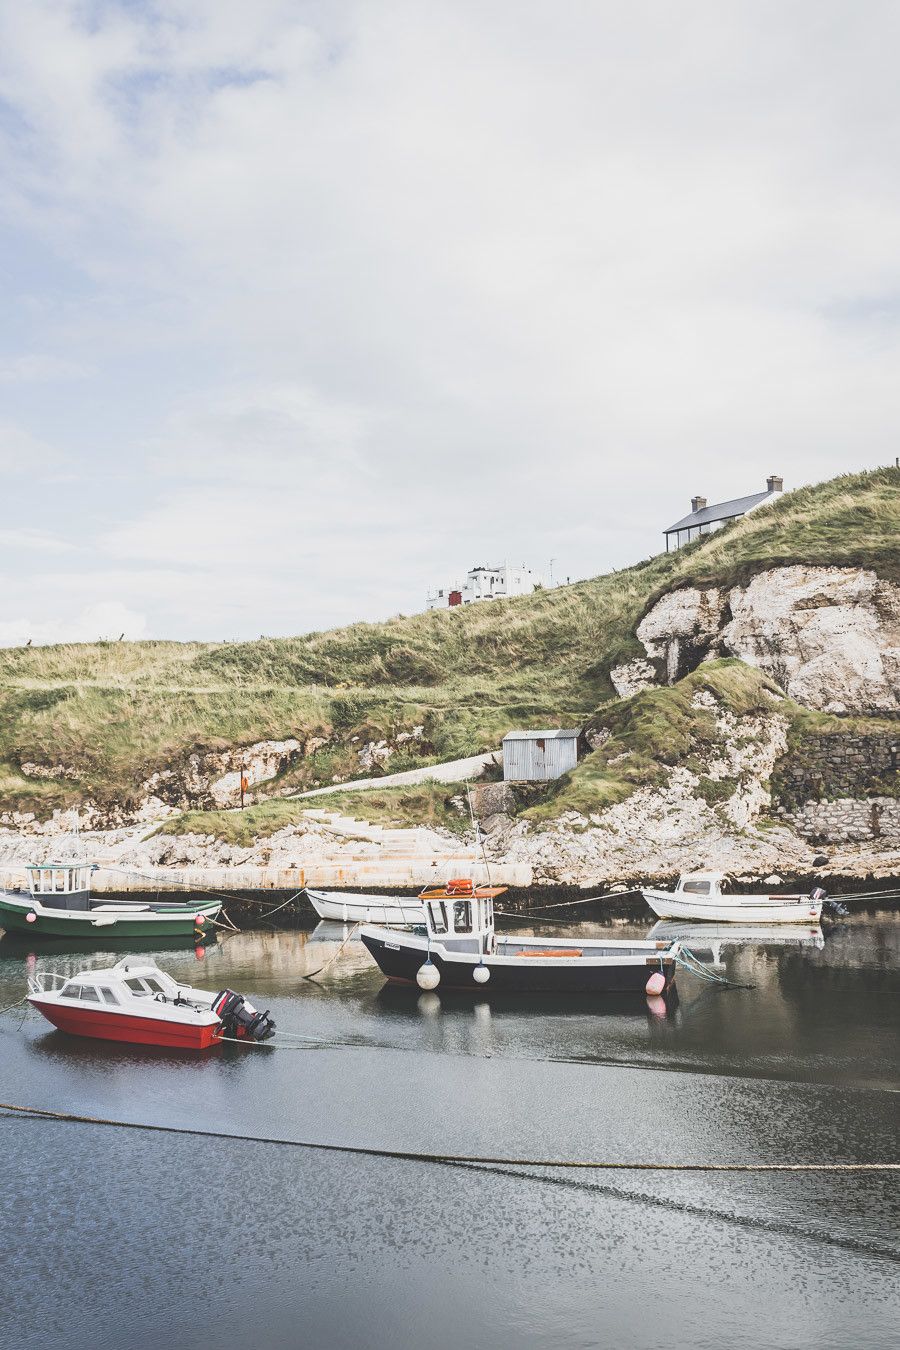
784,797 -> 900,844
774,733 -> 898,810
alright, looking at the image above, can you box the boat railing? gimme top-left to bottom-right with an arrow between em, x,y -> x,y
26,971 -> 70,996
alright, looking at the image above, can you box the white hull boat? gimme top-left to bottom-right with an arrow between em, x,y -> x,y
305,888 -> 424,925
642,871 -> 825,925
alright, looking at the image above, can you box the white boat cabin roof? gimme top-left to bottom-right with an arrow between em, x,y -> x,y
57,958 -> 180,995
679,871 -> 728,884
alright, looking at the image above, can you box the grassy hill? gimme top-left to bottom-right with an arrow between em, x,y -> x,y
0,465 -> 896,823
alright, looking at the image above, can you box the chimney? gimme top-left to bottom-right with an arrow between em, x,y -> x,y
767,474 -> 783,493
691,495 -> 707,513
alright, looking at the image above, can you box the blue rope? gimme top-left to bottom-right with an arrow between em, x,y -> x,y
674,945 -> 755,989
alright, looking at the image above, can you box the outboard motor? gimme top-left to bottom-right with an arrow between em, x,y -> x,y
212,989 -> 276,1041
813,885 -> 849,918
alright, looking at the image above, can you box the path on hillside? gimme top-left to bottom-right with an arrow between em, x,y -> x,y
289,750 -> 501,799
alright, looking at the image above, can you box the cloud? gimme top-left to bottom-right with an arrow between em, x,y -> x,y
0,528 -> 74,553
0,354 -> 93,383
0,423 -> 63,473
0,3 -> 898,638
0,601 -> 148,648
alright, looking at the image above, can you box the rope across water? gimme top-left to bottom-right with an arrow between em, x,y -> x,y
1,1101 -> 896,1172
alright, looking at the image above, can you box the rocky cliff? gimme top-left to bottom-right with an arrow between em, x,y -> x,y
613,565 -> 900,715
0,468 -> 896,886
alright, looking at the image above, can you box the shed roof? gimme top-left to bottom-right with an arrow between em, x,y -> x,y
665,489 -> 774,534
502,728 -> 580,742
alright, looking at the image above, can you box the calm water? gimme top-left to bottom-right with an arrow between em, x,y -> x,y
0,909 -> 898,1350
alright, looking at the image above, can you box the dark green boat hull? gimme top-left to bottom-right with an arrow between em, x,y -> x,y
0,894 -> 221,941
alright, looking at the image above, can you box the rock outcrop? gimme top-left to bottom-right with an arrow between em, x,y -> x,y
627,566 -> 900,715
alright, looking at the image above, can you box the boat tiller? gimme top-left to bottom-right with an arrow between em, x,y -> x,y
212,990 -> 276,1041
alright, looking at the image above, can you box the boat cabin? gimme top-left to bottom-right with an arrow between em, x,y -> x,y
27,862 -> 93,910
674,872 -> 730,898
420,889 -> 496,955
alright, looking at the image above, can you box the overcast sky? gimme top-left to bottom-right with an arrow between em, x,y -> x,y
1,1 -> 898,645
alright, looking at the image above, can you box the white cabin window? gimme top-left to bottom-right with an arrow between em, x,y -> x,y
59,983 -> 81,999
79,987 -> 101,1003
427,901 -> 448,934
682,880 -> 711,895
452,901 -> 473,933
99,987 -> 118,1005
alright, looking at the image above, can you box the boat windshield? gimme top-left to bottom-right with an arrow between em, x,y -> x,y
682,880 -> 712,895
124,976 -> 166,997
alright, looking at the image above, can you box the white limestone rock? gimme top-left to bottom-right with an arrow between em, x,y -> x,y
636,566 -> 900,715
722,567 -> 900,715
636,587 -> 726,683
609,659 -> 657,698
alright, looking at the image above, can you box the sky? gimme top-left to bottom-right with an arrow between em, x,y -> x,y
1,0 -> 899,645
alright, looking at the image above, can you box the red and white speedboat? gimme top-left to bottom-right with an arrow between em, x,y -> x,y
27,957 -> 275,1050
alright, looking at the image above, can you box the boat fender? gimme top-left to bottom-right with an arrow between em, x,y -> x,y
645,971 -> 666,996
26,912 -> 36,924
472,963 -> 490,984
416,960 -> 440,990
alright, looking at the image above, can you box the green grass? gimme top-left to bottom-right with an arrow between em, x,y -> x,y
0,465 -> 896,820
526,660 -> 784,821
526,658 -> 900,823
168,782 -> 468,846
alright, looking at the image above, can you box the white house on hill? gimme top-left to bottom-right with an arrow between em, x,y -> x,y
427,562 -> 541,609
664,475 -> 784,551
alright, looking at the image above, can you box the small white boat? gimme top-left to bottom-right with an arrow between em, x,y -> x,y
305,888 -> 425,925
27,957 -> 275,1049
642,872 -> 825,924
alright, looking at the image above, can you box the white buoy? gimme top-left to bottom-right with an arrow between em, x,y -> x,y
472,963 -> 490,984
416,959 -> 440,990
25,912 -> 37,924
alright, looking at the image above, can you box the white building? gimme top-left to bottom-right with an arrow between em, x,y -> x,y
664,475 -> 784,551
427,563 -> 542,610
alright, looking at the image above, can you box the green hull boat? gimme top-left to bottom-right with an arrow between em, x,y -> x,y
0,892 -> 222,941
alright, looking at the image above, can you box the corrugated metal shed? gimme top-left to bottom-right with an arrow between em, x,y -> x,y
501,729 -> 579,782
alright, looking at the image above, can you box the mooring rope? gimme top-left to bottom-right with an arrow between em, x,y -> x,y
99,868 -> 306,914
0,1102 -> 896,1172
302,921 -> 361,981
674,945 -> 755,989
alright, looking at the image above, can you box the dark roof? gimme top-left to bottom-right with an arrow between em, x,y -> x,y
665,489 -> 774,534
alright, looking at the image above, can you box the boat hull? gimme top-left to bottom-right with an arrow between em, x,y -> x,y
361,932 -> 675,994
28,998 -> 222,1049
0,893 -> 221,940
306,889 -> 423,925
642,890 -> 823,924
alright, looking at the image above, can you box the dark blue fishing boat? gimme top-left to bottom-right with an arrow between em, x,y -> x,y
360,880 -> 679,995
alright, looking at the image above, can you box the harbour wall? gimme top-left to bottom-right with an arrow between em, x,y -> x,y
781,796 -> 900,845
84,860 -> 532,893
